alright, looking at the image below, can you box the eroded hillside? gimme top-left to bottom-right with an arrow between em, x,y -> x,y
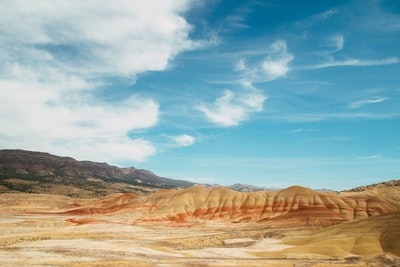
5,184 -> 396,226
1,185 -> 400,267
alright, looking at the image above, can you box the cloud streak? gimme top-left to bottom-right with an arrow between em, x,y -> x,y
295,9 -> 338,28
265,111 -> 400,122
304,57 -> 400,70
329,35 -> 344,54
357,155 -> 382,160
348,97 -> 389,109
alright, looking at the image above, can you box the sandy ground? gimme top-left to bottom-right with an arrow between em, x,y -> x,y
1,194 -> 399,267
0,213 -> 381,267
0,214 -> 294,266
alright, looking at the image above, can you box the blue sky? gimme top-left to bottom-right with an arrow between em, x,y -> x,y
0,0 -> 399,190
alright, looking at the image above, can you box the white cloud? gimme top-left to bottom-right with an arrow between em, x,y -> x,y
0,79 -> 159,163
0,0 -> 196,76
198,40 -> 291,127
0,0 -> 197,164
348,97 -> 389,109
260,40 -> 294,81
198,88 -> 266,127
170,134 -> 196,147
237,40 -> 294,83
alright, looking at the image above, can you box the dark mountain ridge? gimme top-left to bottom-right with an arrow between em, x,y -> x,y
0,149 -> 194,197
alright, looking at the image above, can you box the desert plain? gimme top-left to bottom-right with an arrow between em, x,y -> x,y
1,185 -> 400,267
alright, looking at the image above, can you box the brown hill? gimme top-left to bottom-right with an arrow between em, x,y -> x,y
343,179 -> 400,192
0,149 -> 194,197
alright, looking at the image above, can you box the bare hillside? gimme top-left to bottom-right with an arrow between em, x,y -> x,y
7,184 -> 396,227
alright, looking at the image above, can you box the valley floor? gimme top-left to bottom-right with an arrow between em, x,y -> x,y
1,194 -> 399,267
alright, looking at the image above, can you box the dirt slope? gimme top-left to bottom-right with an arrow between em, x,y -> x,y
253,213 -> 400,259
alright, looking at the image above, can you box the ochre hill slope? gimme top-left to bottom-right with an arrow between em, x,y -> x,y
254,213 -> 400,259
59,185 -> 400,225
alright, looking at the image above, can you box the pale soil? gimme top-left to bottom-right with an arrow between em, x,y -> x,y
1,194 -> 399,266
0,214 -> 385,267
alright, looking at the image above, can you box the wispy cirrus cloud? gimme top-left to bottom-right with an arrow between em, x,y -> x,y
357,155 -> 382,160
295,9 -> 338,28
223,4 -> 252,29
0,0 -> 198,164
300,34 -> 398,70
265,111 -> 400,123
286,128 -> 320,134
305,57 -> 400,70
329,35 -> 344,54
287,128 -> 306,134
347,97 -> 389,109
